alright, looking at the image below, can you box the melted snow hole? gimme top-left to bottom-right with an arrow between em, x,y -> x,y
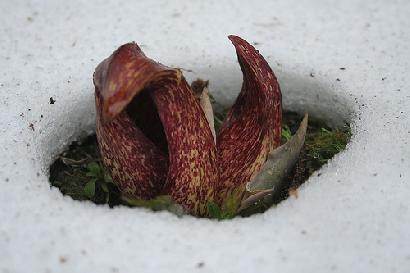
40,71 -> 356,217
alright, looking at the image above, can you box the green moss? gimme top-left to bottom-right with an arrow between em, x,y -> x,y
49,136 -> 122,207
305,127 -> 351,175
281,111 -> 351,187
236,112 -> 351,218
49,105 -> 351,219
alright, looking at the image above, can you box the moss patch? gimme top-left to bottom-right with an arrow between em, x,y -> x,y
237,112 -> 351,217
49,108 -> 351,219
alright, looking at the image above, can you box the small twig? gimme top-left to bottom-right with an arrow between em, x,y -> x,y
63,171 -> 75,177
60,156 -> 88,166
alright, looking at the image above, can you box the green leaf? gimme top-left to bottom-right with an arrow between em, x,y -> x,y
100,182 -> 110,203
83,178 -> 96,198
220,188 -> 243,219
207,201 -> 221,219
86,162 -> 101,176
281,125 -> 292,141
85,172 -> 97,177
103,171 -> 113,183
100,182 -> 109,193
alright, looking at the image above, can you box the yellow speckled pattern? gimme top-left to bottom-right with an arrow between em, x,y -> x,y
216,36 -> 282,201
153,78 -> 219,216
95,94 -> 168,198
93,37 -> 282,216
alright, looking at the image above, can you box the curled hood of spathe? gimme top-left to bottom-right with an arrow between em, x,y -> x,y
93,36 -> 304,217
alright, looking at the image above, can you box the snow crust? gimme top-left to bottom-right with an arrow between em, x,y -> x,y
1,0 -> 410,272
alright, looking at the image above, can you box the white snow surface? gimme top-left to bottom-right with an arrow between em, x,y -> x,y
1,0 -> 410,272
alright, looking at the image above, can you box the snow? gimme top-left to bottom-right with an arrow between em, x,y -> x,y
1,0 -> 410,272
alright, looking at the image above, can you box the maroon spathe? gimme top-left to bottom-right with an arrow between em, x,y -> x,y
93,36 -> 282,216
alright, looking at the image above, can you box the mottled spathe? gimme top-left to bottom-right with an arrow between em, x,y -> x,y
94,36 -> 282,216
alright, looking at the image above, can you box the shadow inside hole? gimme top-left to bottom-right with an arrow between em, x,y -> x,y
278,71 -> 354,127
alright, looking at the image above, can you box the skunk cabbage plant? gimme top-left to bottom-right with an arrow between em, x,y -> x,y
93,36 -> 307,217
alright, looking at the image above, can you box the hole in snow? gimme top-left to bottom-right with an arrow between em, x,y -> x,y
46,72 -> 355,220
